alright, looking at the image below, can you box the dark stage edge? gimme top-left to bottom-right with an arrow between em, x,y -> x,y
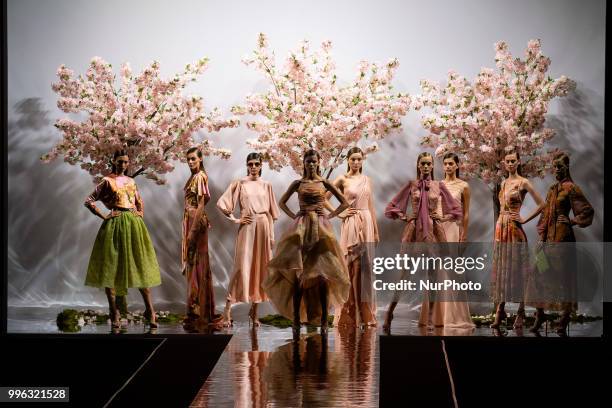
0,334 -> 231,407
379,335 -> 608,407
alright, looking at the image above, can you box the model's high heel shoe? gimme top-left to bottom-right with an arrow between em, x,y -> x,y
513,309 -> 525,330
221,307 -> 233,328
320,320 -> 329,335
111,311 -> 121,329
529,308 -> 547,333
248,307 -> 260,328
143,310 -> 158,329
556,312 -> 571,337
490,309 -> 507,329
382,311 -> 393,333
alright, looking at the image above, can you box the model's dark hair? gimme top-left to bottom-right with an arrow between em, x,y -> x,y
186,147 -> 207,174
416,152 -> 434,180
346,146 -> 364,173
303,149 -> 321,177
504,148 -> 522,176
443,152 -> 460,178
246,152 -> 263,176
111,149 -> 129,175
553,151 -> 572,181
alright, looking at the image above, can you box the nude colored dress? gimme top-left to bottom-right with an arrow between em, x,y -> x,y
217,177 -> 279,303
429,179 -> 475,329
263,180 -> 350,325
336,175 -> 379,327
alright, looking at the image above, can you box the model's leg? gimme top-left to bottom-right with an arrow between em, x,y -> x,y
530,307 -> 546,332
556,303 -> 572,337
320,279 -> 329,334
105,288 -> 120,328
491,301 -> 507,329
513,301 -> 526,330
383,301 -> 398,333
139,288 -> 157,328
249,302 -> 260,327
222,299 -> 233,327
293,281 -> 302,338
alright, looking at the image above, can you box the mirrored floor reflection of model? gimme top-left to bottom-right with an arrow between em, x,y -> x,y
217,153 -> 279,328
182,147 -> 222,330
491,149 -> 544,335
382,152 -> 462,333
328,147 -> 379,329
263,149 -> 350,338
528,152 -> 594,336
84,149 -> 161,330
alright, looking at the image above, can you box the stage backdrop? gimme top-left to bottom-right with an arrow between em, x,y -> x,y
7,0 -> 605,315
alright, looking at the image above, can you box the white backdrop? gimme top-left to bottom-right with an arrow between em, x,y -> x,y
7,0 -> 605,313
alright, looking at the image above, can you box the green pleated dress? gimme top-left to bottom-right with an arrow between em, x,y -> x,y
84,176 -> 161,296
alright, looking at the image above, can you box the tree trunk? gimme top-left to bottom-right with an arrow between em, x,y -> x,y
492,182 -> 501,231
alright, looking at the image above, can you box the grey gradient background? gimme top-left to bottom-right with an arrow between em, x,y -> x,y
7,0 -> 605,317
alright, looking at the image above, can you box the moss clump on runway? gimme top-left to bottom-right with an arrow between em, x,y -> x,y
260,314 -> 335,328
55,309 -> 183,331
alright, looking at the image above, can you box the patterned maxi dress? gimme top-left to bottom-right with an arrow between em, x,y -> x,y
526,178 -> 594,311
182,170 -> 221,325
492,179 -> 529,304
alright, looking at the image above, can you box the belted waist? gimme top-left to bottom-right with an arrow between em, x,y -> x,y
298,208 -> 325,216
112,207 -> 134,212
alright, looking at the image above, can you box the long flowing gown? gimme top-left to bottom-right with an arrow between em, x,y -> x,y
182,170 -> 221,325
491,179 -> 529,303
336,175 -> 379,327
217,177 -> 280,303
384,178 -> 462,326
431,179 -> 475,329
527,178 -> 594,311
263,180 -> 350,325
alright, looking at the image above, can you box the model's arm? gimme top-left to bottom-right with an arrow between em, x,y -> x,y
188,173 -> 210,244
217,181 -> 249,224
279,180 -> 301,219
84,179 -> 109,220
322,179 -> 349,219
460,183 -> 470,242
134,183 -> 144,218
384,181 -> 412,221
567,184 -> 594,227
518,179 -> 545,224
367,177 -> 379,241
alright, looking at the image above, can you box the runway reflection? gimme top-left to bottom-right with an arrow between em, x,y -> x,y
191,325 -> 378,407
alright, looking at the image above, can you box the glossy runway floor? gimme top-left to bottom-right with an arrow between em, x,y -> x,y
7,305 -> 603,407
191,324 -> 379,407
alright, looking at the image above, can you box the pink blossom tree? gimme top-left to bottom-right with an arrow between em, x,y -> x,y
414,39 -> 575,220
42,57 -> 239,184
232,33 -> 411,178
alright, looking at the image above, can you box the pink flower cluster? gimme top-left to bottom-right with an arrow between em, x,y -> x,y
415,39 -> 576,186
42,57 -> 239,184
233,33 -> 411,176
